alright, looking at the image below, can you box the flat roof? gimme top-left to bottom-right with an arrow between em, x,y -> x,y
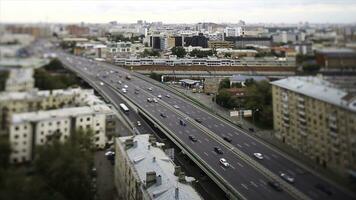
271,76 -> 356,112
118,134 -> 202,200
11,105 -> 112,124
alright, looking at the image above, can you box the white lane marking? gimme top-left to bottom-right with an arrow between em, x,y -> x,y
264,155 -> 271,160
198,140 -> 202,143
244,143 -> 250,147
230,165 -> 236,170
241,184 -> 249,190
185,130 -> 190,133
259,179 -> 267,185
214,124 -> 219,127
271,153 -> 279,159
178,131 -> 183,134
227,132 -> 233,137
251,142 -> 257,146
204,152 -> 209,156
234,131 -> 240,136
237,162 -> 244,167
220,166 -> 226,171
250,181 -> 258,188
220,123 -> 225,127
204,138 -> 209,142
207,125 -> 212,128
237,144 -> 243,148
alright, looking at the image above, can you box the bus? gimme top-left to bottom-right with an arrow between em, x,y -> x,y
119,103 -> 129,113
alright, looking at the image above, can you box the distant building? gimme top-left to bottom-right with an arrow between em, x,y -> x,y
315,48 -> 356,70
65,25 -> 90,36
114,134 -> 202,200
204,78 -> 219,94
5,68 -> 34,92
215,48 -> 257,58
184,33 -> 209,48
9,104 -> 114,163
224,27 -> 244,37
208,41 -> 234,49
225,36 -> 272,48
271,76 -> 356,176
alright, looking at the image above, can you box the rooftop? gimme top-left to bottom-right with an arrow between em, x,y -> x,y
271,76 -> 356,112
118,134 -> 202,200
11,104 -> 112,124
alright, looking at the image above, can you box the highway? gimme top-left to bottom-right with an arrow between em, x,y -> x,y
54,50 -> 355,200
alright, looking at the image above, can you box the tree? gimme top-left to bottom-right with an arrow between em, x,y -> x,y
219,78 -> 230,89
0,135 -> 10,169
0,71 -> 9,91
149,72 -> 162,82
44,59 -> 65,72
171,47 -> 187,58
189,49 -> 214,58
141,49 -> 160,57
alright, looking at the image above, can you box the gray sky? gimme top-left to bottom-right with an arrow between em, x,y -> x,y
1,0 -> 356,24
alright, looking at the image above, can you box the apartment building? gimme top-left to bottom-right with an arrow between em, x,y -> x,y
9,105 -> 114,163
271,77 -> 356,175
5,68 -> 34,92
114,134 -> 202,200
0,88 -> 100,134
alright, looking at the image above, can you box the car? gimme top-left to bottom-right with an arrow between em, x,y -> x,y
118,81 -> 122,84
268,181 -> 283,192
315,183 -> 333,196
223,136 -> 232,143
160,113 -> 167,118
194,118 -> 202,123
148,87 -> 152,91
179,119 -> 186,126
135,87 -> 140,91
280,172 -> 295,183
219,158 -> 229,167
137,121 -> 141,126
121,88 -> 127,93
100,82 -> 104,86
105,150 -> 115,157
134,91 -> 139,94
124,84 -> 128,88
153,98 -> 158,103
253,153 -> 264,160
173,105 -> 180,109
157,94 -> 162,99
249,127 -> 255,132
188,135 -> 197,142
165,94 -> 171,98
214,147 -> 223,154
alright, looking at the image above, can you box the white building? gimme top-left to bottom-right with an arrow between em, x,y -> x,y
224,27 -> 243,37
115,134 -> 202,200
5,68 -> 34,92
9,104 -> 113,163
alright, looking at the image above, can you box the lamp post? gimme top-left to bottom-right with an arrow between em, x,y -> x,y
252,108 -> 259,124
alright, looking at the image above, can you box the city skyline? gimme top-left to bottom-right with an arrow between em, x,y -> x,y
1,0 -> 356,24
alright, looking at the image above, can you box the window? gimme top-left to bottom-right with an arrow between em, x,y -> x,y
15,126 -> 19,131
24,125 -> 27,130
14,135 -> 19,139
23,141 -> 26,145
49,122 -> 52,126
80,118 -> 83,122
41,131 -> 44,135
57,121 -> 61,125
23,134 -> 27,138
96,123 -> 100,126
86,125 -> 90,129
96,130 -> 100,134
87,117 -> 91,121
40,139 -> 44,143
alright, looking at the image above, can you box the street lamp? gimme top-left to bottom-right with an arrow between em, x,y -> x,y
252,108 -> 259,124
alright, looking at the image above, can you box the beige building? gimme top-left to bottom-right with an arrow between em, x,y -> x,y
203,78 -> 219,94
271,76 -> 356,176
0,88 -> 99,134
208,40 -> 234,49
9,105 -> 114,163
114,134 -> 202,200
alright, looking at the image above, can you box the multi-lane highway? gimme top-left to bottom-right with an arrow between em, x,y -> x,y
56,50 -> 355,200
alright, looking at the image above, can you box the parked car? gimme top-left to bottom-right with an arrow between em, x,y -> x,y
219,158 -> 229,167
214,147 -> 223,154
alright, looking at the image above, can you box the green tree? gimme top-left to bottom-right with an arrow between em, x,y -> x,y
0,135 -> 10,169
44,59 -> 65,72
171,47 -> 187,58
149,72 -> 162,82
141,49 -> 160,57
189,49 -> 214,58
219,78 -> 230,89
0,71 -> 9,91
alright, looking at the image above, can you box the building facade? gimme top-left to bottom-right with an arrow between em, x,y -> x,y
271,77 -> 356,176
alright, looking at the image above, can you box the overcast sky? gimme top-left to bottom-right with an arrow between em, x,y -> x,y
1,0 -> 356,24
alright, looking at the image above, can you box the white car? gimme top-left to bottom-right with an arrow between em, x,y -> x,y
157,94 -> 162,99
280,173 -> 295,183
153,98 -> 158,103
124,84 -> 128,88
148,87 -> 153,91
122,88 -> 127,93
219,158 -> 230,167
253,153 -> 264,160
173,105 -> 180,109
118,81 -> 122,84
137,121 -> 141,126
100,82 -> 104,86
165,94 -> 171,98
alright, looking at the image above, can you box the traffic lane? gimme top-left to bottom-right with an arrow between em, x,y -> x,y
126,94 -> 293,200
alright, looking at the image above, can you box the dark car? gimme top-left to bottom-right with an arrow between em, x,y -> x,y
179,119 -> 186,126
214,147 -> 223,154
189,135 -> 197,142
223,136 -> 232,143
160,113 -> 167,118
315,183 -> 333,196
249,127 -> 255,132
194,118 -> 202,123
268,181 -> 283,192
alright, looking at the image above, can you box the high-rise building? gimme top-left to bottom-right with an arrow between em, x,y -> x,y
271,76 -> 356,175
